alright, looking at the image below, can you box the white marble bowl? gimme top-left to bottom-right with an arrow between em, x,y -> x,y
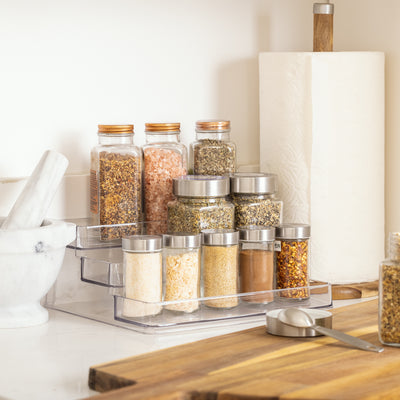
0,219 -> 76,328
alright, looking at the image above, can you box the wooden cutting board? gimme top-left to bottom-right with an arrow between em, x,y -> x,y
88,299 -> 400,399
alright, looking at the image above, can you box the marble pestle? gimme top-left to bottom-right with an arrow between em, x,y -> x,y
1,150 -> 69,230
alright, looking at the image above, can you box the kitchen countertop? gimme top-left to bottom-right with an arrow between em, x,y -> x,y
0,299 -> 373,400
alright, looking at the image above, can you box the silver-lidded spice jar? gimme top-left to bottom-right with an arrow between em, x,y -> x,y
202,229 -> 239,309
167,175 -> 235,234
163,233 -> 201,313
231,172 -> 283,228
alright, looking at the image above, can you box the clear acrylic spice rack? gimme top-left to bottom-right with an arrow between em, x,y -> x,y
44,219 -> 332,334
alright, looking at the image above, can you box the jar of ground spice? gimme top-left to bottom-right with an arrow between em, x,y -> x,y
143,123 -> 187,234
202,229 -> 239,309
379,232 -> 400,346
122,235 -> 162,318
239,226 -> 275,303
163,233 -> 201,313
191,120 -> 236,176
231,172 -> 283,228
275,224 -> 310,301
167,175 -> 234,234
90,125 -> 142,240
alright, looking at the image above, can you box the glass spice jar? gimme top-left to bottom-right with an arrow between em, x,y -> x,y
167,175 -> 234,234
379,232 -> 400,347
231,172 -> 283,228
143,123 -> 187,235
239,226 -> 276,303
122,235 -> 162,317
191,120 -> 236,176
202,229 -> 239,309
163,233 -> 201,313
275,224 -> 311,301
90,125 -> 143,240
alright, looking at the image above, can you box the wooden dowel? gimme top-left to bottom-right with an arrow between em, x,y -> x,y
313,3 -> 334,52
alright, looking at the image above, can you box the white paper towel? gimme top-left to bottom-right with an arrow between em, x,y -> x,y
259,52 -> 385,284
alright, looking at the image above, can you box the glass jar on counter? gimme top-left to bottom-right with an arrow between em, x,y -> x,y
379,232 -> 400,347
239,226 -> 275,303
190,120 -> 236,176
202,229 -> 239,309
275,224 -> 310,301
90,125 -> 142,240
167,175 -> 234,234
122,235 -> 162,317
231,172 -> 282,228
163,233 -> 201,313
143,123 -> 187,235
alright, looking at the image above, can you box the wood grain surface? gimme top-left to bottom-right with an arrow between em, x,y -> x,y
88,299 -> 400,399
313,13 -> 333,52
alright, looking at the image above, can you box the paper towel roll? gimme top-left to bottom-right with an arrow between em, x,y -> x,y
259,52 -> 385,284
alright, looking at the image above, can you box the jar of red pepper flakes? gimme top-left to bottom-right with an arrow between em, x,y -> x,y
143,123 -> 188,234
275,223 -> 311,301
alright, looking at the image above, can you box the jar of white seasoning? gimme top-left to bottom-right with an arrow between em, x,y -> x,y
202,229 -> 239,309
162,233 -> 201,313
122,235 -> 162,317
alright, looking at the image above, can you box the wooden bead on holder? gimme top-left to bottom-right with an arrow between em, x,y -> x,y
313,2 -> 334,52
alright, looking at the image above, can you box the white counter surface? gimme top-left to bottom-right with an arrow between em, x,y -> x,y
0,299 -> 370,400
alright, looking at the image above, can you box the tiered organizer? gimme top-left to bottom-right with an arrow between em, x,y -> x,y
44,219 -> 332,334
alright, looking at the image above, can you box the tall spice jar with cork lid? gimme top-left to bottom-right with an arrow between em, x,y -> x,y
90,125 -> 142,240
143,123 -> 187,234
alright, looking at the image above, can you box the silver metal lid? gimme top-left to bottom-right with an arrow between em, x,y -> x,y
122,235 -> 162,252
202,229 -> 239,246
238,226 -> 275,242
275,224 -> 311,239
163,233 -> 201,249
231,172 -> 277,194
313,3 -> 334,15
173,175 -> 230,197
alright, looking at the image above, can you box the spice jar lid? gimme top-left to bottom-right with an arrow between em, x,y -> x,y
275,224 -> 311,239
145,123 -> 181,133
231,172 -> 277,194
173,175 -> 230,197
163,233 -> 201,249
98,125 -> 134,134
238,226 -> 275,242
202,229 -> 239,246
196,120 -> 230,132
122,235 -> 162,252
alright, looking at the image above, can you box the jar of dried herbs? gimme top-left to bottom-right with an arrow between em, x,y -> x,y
167,175 -> 234,234
239,226 -> 275,304
122,235 -> 162,318
379,232 -> 400,346
143,123 -> 187,235
231,172 -> 283,228
90,125 -> 142,240
163,233 -> 201,313
275,224 -> 310,301
191,120 -> 236,176
202,229 -> 239,309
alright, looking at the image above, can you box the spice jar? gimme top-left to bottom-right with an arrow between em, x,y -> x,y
122,235 -> 162,317
239,226 -> 275,303
202,229 -> 239,308
163,233 -> 201,313
167,175 -> 234,234
275,224 -> 310,300
379,232 -> 400,346
143,123 -> 187,234
191,120 -> 236,176
90,125 -> 142,240
231,172 -> 283,228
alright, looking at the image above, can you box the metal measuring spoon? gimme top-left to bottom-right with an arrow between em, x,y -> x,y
278,308 -> 384,353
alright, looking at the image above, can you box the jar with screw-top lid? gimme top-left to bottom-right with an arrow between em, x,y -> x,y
90,125 -> 142,240
275,224 -> 310,301
231,172 -> 283,228
191,120 -> 236,176
143,123 -> 187,234
167,175 -> 234,234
